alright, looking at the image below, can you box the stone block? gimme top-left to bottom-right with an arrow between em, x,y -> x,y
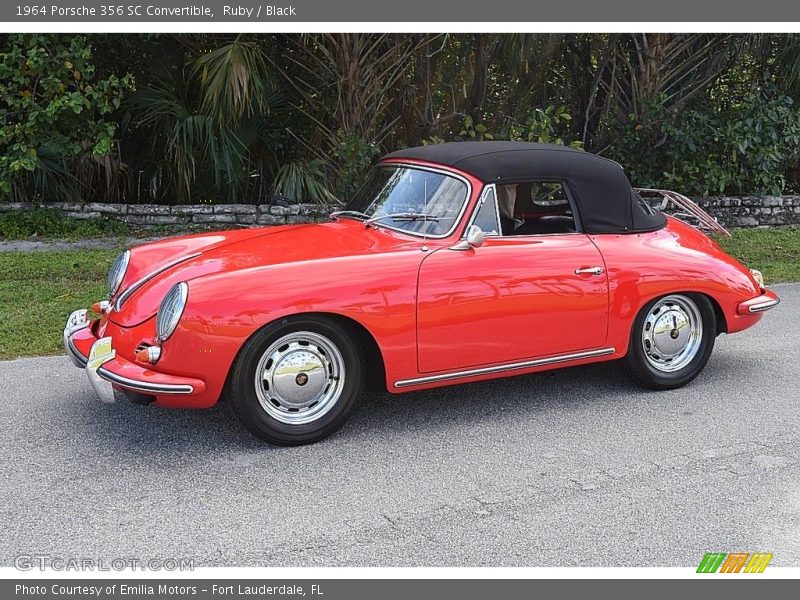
128,204 -> 171,216
192,213 -> 237,224
86,203 -> 127,214
257,214 -> 285,226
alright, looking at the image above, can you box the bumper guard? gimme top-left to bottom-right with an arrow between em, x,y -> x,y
737,289 -> 780,315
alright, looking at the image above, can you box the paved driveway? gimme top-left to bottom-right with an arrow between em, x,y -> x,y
1,284 -> 797,567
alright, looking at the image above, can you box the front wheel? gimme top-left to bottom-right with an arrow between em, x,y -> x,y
228,316 -> 364,445
624,293 -> 716,390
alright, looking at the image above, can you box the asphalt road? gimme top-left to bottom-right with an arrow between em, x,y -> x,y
1,284 -> 798,568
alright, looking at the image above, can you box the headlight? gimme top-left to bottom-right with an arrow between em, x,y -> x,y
750,268 -> 765,287
107,250 -> 131,297
156,282 -> 188,342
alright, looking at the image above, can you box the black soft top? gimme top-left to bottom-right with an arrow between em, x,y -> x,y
383,141 -> 665,234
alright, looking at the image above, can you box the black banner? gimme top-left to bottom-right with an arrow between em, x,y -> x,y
5,579 -> 799,600
2,0 -> 800,22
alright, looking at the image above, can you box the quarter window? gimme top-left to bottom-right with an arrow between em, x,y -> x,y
472,187 -> 501,236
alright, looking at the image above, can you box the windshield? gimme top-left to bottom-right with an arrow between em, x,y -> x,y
342,165 -> 469,237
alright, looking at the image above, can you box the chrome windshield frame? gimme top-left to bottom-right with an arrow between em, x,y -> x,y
356,162 -> 473,240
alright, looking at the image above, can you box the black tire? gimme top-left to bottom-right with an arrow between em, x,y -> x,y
624,293 -> 716,390
228,315 -> 364,445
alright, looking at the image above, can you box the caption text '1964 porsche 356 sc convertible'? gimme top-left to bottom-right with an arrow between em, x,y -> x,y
64,142 -> 779,445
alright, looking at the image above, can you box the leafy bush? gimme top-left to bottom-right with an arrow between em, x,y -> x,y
0,208 -> 128,239
459,116 -> 495,141
429,107 -> 582,148
332,130 -> 380,200
0,34 -> 134,201
508,106 -> 583,148
615,87 -> 800,195
2,33 -> 800,207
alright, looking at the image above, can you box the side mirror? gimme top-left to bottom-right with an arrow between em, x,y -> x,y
450,225 -> 485,251
466,224 -> 485,248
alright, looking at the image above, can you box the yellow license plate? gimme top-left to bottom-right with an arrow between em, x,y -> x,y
87,337 -> 116,370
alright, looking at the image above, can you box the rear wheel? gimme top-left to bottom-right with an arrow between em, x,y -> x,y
228,316 -> 364,445
624,293 -> 716,390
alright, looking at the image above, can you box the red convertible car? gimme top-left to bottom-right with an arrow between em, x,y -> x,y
64,142 -> 779,445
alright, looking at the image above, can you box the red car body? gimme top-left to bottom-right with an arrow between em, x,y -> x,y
65,145 -> 779,416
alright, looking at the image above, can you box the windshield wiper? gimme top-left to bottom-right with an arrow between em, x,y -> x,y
364,212 -> 440,226
329,210 -> 370,221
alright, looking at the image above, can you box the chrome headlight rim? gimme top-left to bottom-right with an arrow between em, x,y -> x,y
156,282 -> 188,343
107,250 -> 131,298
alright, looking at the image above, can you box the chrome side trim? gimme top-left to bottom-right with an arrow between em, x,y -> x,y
394,347 -> 616,388
114,253 -> 201,311
749,298 -> 780,313
96,368 -> 194,395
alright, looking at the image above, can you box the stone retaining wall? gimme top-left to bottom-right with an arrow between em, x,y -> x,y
1,197 -> 799,229
698,196 -> 799,227
0,202 -> 330,228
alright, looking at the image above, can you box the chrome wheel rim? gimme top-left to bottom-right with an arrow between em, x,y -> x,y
641,295 -> 703,373
255,331 -> 345,425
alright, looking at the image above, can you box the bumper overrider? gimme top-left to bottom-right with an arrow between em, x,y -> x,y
736,288 -> 780,315
63,309 -> 205,404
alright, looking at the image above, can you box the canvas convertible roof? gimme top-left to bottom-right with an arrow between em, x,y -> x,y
383,141 -> 666,234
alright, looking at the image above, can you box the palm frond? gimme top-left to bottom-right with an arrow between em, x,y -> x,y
273,159 -> 338,205
189,37 -> 274,126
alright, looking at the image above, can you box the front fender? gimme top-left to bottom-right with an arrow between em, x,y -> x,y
159,250 -> 426,402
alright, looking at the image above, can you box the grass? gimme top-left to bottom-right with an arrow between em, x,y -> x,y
0,249 -> 119,360
0,226 -> 796,361
716,226 -> 800,284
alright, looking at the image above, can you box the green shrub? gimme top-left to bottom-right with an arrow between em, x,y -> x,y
429,107 -> 583,148
0,34 -> 133,201
508,106 -> 583,148
332,130 -> 380,200
614,87 -> 800,195
0,208 -> 128,239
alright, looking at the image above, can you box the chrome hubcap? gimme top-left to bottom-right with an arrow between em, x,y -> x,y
641,295 -> 703,373
255,331 -> 345,425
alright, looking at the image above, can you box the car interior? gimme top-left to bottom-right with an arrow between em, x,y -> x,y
496,182 -> 577,236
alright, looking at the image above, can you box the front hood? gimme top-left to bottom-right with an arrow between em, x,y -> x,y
109,222 -> 380,327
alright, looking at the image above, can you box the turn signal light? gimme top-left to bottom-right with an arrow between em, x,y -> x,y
135,346 -> 161,364
91,300 -> 111,315
750,268 -> 765,288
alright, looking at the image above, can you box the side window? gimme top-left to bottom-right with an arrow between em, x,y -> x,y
530,182 -> 570,206
499,181 -> 577,236
472,186 -> 501,236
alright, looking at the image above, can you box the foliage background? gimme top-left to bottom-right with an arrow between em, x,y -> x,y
2,33 -> 800,205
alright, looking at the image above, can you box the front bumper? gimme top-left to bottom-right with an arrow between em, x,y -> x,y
64,309 -> 205,403
737,288 -> 780,315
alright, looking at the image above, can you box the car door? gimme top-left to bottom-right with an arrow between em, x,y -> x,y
416,186 -> 609,374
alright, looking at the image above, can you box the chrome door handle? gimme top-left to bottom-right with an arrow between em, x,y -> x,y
575,266 -> 604,276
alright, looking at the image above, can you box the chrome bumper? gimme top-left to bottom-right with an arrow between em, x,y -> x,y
63,309 -> 199,403
64,309 -> 89,368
